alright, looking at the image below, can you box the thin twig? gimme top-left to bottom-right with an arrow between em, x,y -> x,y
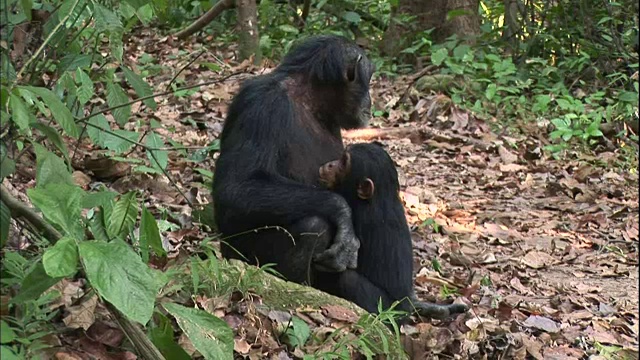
166,49 -> 207,91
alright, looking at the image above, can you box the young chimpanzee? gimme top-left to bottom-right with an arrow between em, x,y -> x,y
315,143 -> 469,320
213,35 -> 373,285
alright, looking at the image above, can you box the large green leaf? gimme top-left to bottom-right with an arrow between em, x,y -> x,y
163,303 -> 233,360
93,4 -> 123,33
31,122 -> 71,167
9,93 -> 30,131
106,82 -> 131,126
12,262 -> 61,303
148,312 -> 191,360
140,206 -> 165,259
86,114 -> 110,148
0,200 -> 10,248
34,144 -> 73,187
79,239 -> 166,325
0,345 -> 20,360
27,183 -> 84,240
82,189 -> 117,209
122,67 -> 156,110
108,191 -> 138,239
109,30 -> 124,63
103,129 -> 138,154
75,68 -> 94,104
145,132 -> 168,171
43,237 -> 79,278
21,86 -> 79,138
0,320 -> 16,344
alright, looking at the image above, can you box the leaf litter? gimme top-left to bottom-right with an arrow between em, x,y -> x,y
10,28 -> 638,359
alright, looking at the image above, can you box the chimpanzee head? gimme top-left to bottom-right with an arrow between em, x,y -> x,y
278,35 -> 375,130
319,143 -> 399,202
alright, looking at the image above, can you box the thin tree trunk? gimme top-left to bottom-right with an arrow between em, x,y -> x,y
175,0 -> 234,39
236,0 -> 261,64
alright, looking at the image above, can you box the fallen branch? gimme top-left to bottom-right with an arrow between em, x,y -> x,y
0,184 -> 61,244
175,0 -> 234,39
342,127 -> 420,140
0,184 -> 165,360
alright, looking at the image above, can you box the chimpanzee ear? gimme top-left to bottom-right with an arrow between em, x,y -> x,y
346,54 -> 363,82
357,178 -> 375,200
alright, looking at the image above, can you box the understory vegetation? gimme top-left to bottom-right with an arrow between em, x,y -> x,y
1,0 -> 638,359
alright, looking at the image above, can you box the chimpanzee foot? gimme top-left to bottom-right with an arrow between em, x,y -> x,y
313,229 -> 360,272
413,301 -> 469,320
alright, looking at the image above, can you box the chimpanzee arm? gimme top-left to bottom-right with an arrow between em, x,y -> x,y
215,174 -> 360,272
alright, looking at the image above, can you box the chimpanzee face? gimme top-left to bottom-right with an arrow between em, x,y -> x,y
342,54 -> 375,130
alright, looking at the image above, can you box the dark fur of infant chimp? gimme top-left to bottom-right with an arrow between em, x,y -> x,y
212,35 -> 375,285
315,143 -> 469,320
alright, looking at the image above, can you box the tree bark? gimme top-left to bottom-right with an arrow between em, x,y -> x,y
381,0 -> 481,58
236,0 -> 261,64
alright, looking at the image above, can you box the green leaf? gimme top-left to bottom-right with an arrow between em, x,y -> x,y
278,24 -> 299,34
341,11 -> 361,23
0,321 -> 16,344
12,262 -> 61,303
285,316 -> 311,348
140,207 -> 165,257
149,312 -> 192,360
109,30 -> 124,63
9,93 -> 30,131
163,303 -> 234,360
43,237 -> 78,278
86,114 -> 110,148
0,346 -> 20,360
431,48 -> 448,66
31,122 -> 71,167
21,86 -> 79,138
146,132 -> 168,171
33,144 -> 74,187
75,68 -> 94,104
82,189 -> 118,209
122,67 -> 156,110
0,146 -> 15,181
104,130 -> 138,154
0,200 -> 9,248
550,118 -> 569,129
108,192 -> 138,239
93,4 -> 123,32
27,183 -> 84,240
88,209 -> 110,242
485,83 -> 497,100
619,91 -> 638,103
79,239 -> 166,325
106,83 -> 131,126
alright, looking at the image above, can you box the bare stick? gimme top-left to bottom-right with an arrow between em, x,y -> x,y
342,127 -> 420,140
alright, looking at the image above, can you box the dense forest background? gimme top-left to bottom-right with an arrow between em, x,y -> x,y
1,0 -> 638,359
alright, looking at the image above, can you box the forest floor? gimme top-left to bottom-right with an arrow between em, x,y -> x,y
132,31 -> 639,359
12,29 -> 638,359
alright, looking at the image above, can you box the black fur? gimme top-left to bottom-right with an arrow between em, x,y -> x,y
316,143 -> 469,321
212,35 -> 374,283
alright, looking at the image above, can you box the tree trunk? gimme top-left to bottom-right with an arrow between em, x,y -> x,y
381,0 -> 480,57
236,0 -> 261,64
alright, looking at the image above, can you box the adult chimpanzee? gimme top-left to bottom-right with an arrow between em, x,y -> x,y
212,35 -> 372,284
316,143 -> 469,320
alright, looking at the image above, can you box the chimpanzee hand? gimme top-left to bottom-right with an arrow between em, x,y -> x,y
313,225 -> 360,272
